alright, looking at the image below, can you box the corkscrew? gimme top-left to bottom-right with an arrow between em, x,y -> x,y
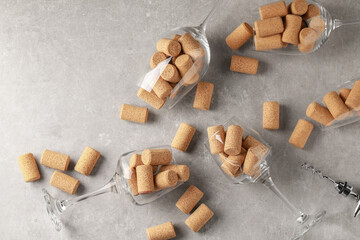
301,162 -> 360,217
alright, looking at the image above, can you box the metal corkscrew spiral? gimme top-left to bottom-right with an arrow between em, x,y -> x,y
301,162 -> 360,218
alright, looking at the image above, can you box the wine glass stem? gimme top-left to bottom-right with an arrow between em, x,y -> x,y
334,19 -> 360,29
261,175 -> 305,222
59,176 -> 117,212
199,0 -> 226,32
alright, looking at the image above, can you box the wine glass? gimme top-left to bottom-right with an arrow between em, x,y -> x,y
305,78 -> 360,130
204,116 -> 326,240
252,0 -> 360,55
42,145 -> 184,231
139,0 -> 227,109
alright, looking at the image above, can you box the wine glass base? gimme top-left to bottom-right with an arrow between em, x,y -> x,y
42,189 -> 62,231
292,210 -> 326,240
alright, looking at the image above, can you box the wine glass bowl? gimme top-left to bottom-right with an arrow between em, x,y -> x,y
251,0 -> 360,55
117,145 -> 184,205
43,145 -> 183,231
204,117 -> 272,184
164,26 -> 211,109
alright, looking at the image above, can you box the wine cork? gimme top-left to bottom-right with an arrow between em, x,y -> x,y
242,147 -> 263,176
130,153 -> 143,170
18,153 -> 40,182
309,16 -> 325,38
120,104 -> 148,124
254,16 -> 284,37
146,222 -> 176,240
303,4 -> 320,21
136,165 -> 154,194
178,33 -> 205,60
150,52 -> 167,69
263,101 -> 280,130
193,81 -> 214,110
74,146 -> 100,176
226,22 -> 254,50
339,88 -> 351,102
159,165 -> 190,182
298,25 -> 317,53
224,125 -> 243,155
259,1 -> 288,19
298,42 -> 315,53
230,55 -> 258,75
221,149 -> 246,177
289,119 -> 313,149
161,64 -> 180,83
171,122 -> 196,152
154,170 -> 178,191
127,169 -> 138,196
142,149 -> 172,165
243,135 -> 268,152
156,39 -> 181,57
298,27 -> 316,53
176,185 -> 204,214
175,54 -> 193,76
306,102 -> 334,126
345,80 -> 360,110
40,149 -> 70,171
255,34 -> 283,51
282,14 -> 302,44
174,54 -> 199,86
290,0 -> 308,16
137,88 -> 166,110
323,91 -> 350,120
50,171 -> 80,195
153,77 -> 172,99
207,125 -> 225,154
185,203 -> 214,232
172,34 -> 181,41
299,28 -> 317,45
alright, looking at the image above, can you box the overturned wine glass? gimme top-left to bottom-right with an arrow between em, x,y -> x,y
250,0 -> 360,55
42,145 -> 184,231
138,0 -> 228,109
204,116 -> 326,240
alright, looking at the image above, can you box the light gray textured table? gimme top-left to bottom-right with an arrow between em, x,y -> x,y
1,0 -> 360,239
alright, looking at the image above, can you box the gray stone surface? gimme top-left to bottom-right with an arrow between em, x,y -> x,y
1,0 -> 360,239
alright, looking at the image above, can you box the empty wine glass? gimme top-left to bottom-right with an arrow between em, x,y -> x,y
204,116 -> 326,240
42,145 -> 184,231
305,78 -> 360,130
139,0 -> 227,109
252,0 -> 360,55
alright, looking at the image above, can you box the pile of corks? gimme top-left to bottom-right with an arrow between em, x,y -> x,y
146,185 -> 213,240
18,147 -> 101,194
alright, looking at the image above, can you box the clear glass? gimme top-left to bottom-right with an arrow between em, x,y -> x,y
204,117 -> 326,240
42,145 -> 183,231
305,79 -> 360,130
138,0 -> 227,109
251,0 -> 360,55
